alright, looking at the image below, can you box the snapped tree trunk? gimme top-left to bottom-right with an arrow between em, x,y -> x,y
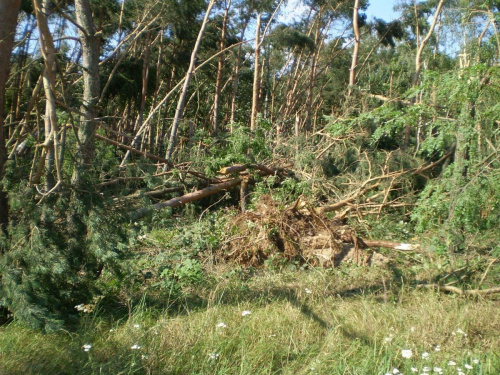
165,0 -> 216,161
0,0 -> 22,239
73,0 -> 100,185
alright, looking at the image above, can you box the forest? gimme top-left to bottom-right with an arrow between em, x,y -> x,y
0,0 -> 499,373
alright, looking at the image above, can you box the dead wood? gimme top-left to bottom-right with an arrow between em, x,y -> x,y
95,133 -> 174,166
223,195 -> 414,268
132,178 -> 242,220
367,93 -> 411,106
117,186 -> 184,201
316,150 -> 453,216
98,172 -> 171,187
316,183 -> 381,214
218,163 -> 284,177
94,133 -> 219,183
219,164 -> 248,174
419,284 -> 500,296
361,240 -> 418,251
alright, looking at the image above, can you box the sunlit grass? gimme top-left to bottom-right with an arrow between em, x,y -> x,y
0,267 -> 499,374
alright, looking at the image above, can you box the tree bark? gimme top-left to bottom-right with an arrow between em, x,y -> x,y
413,0 -> 445,86
165,0 -> 216,161
250,12 -> 262,132
212,0 -> 231,135
33,0 -> 60,190
73,0 -> 100,184
0,0 -> 22,239
405,0 -> 445,149
132,177 -> 242,220
119,29 -> 151,166
229,16 -> 250,127
348,0 -> 361,96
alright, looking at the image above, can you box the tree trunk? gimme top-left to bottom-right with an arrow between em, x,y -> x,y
250,12 -> 262,132
305,14 -> 330,131
33,0 -> 60,190
73,0 -> 100,184
348,0 -> 361,96
165,0 -> 216,161
212,0 -> 231,135
0,0 -> 22,239
138,30 -> 151,152
120,29 -> 151,165
405,0 -> 445,150
413,0 -> 445,86
229,16 -> 250,127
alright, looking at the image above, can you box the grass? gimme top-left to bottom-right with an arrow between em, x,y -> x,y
0,266 -> 499,374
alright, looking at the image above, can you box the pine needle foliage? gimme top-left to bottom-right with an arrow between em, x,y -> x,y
0,184 -> 129,331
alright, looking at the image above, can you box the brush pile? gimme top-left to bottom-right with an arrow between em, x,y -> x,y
224,195 -> 391,268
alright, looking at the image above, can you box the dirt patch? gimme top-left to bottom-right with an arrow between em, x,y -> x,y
223,195 -> 389,268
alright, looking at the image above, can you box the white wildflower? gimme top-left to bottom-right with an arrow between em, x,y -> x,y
423,367 -> 431,372
434,345 -> 441,351
458,372 -> 465,375
410,326 -> 416,332
472,359 -> 479,364
392,368 -> 400,374
411,367 -> 418,373
384,334 -> 394,343
402,349 -> 413,359
305,288 -> 312,294
131,344 -> 141,350
241,310 -> 252,316
216,322 -> 227,328
83,344 -> 92,352
447,360 -> 456,366
208,352 -> 219,360
464,364 -> 473,370
422,352 -> 430,359
133,324 -> 140,329
433,367 -> 442,374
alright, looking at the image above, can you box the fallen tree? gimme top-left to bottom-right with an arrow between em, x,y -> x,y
131,177 -> 242,220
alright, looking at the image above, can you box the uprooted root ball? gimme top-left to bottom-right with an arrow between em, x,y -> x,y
223,195 -> 379,268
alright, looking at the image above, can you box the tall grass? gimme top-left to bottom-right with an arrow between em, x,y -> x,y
1,267 -> 499,374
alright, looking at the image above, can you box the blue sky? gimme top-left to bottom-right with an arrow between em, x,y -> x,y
365,0 -> 400,21
279,0 -> 401,24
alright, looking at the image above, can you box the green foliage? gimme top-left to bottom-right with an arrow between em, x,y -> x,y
0,186 -> 129,331
196,122 -> 273,176
269,25 -> 315,52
